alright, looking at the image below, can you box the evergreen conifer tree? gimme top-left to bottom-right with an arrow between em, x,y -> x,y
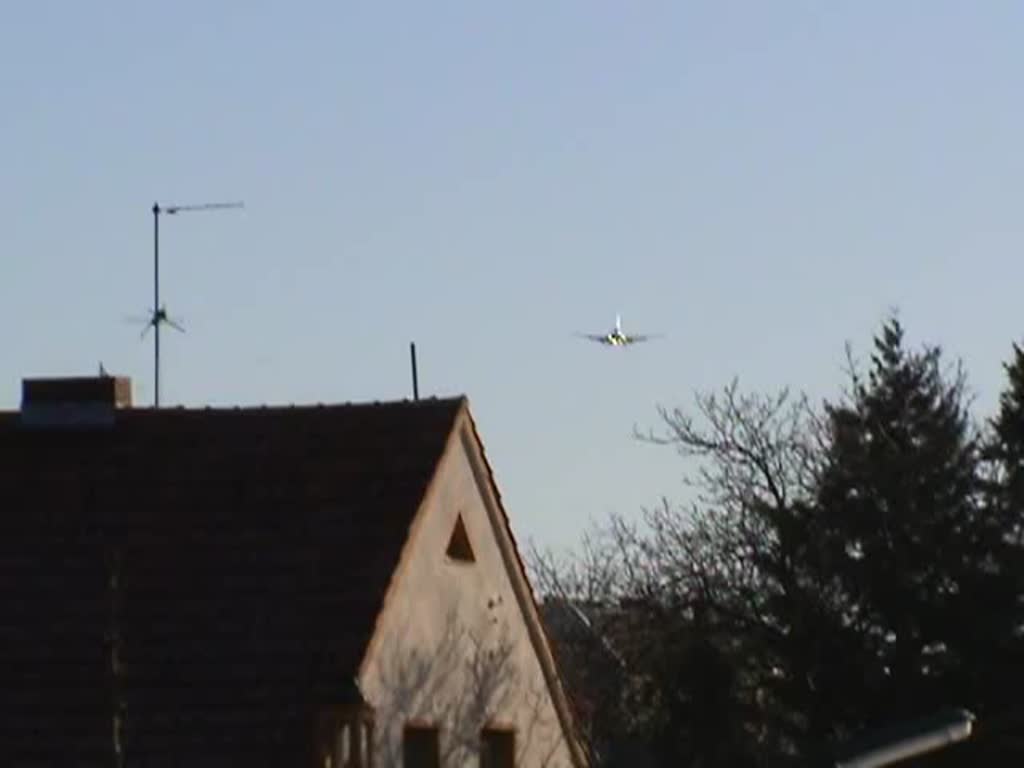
961,342 -> 1024,760
815,317 -> 990,734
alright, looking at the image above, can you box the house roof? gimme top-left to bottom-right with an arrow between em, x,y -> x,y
0,395 -> 464,764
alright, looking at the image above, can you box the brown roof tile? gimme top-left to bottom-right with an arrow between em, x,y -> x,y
0,396 -> 464,765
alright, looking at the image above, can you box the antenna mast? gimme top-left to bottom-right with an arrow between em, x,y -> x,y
148,200 -> 244,408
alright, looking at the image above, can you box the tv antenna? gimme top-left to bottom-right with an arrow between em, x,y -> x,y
140,200 -> 244,408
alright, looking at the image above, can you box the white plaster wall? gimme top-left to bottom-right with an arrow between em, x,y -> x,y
359,422 -> 575,768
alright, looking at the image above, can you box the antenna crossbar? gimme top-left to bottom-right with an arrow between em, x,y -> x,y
166,201 -> 245,215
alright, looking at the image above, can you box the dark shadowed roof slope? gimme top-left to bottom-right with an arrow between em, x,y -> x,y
0,396 -> 465,766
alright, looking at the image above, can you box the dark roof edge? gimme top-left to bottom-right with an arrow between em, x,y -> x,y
457,407 -> 592,768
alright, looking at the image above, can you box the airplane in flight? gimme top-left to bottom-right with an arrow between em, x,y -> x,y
575,313 -> 662,347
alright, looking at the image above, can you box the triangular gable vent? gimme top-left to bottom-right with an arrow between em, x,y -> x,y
446,514 -> 475,563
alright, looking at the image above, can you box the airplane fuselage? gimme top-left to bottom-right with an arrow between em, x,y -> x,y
577,313 -> 655,347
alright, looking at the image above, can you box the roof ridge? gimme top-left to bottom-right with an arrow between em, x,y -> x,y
0,394 -> 470,419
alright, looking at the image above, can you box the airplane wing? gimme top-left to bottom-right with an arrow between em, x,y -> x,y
574,332 -> 611,344
624,333 -> 663,344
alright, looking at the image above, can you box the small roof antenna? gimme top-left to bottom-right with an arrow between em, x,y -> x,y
410,342 -> 419,401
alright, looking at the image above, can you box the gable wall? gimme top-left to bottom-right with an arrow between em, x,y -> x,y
359,419 -> 576,767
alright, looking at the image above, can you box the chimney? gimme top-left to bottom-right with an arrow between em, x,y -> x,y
20,375 -> 133,427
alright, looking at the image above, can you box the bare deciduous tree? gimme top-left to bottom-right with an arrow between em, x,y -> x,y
529,380 -> 831,766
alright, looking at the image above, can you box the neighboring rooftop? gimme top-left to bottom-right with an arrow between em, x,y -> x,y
0,375 -> 466,764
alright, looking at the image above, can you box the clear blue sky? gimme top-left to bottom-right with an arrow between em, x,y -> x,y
3,2 -> 1023,551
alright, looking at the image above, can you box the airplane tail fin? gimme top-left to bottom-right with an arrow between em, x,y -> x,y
615,313 -> 622,333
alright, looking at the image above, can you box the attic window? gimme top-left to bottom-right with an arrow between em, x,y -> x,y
403,725 -> 440,768
446,514 -> 475,563
481,728 -> 515,768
